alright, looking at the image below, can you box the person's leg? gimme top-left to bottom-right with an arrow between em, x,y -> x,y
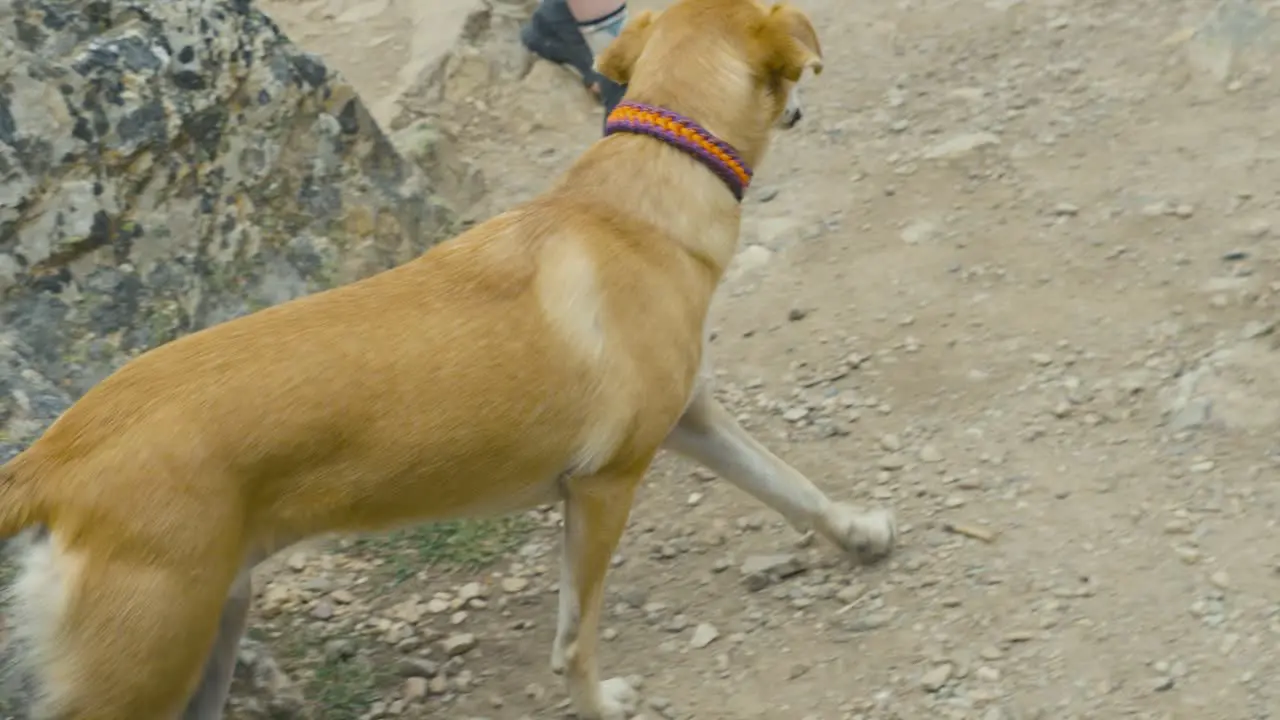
567,0 -> 628,56
521,0 -> 628,127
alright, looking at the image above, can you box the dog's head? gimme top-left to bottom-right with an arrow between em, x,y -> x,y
597,0 -> 823,141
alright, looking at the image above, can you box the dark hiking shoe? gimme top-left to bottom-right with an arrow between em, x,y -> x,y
521,0 -> 627,121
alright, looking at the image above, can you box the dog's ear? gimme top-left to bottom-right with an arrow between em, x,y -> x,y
595,10 -> 658,85
761,3 -> 823,82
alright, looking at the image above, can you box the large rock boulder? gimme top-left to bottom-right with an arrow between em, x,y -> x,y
0,0 -> 463,402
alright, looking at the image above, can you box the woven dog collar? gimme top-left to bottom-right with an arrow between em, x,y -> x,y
604,101 -> 753,202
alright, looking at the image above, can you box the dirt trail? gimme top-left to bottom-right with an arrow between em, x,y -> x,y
253,0 -> 1280,718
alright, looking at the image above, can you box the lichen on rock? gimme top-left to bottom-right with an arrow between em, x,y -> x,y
0,0 -> 460,398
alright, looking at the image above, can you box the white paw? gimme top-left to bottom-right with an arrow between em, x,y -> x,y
831,504 -> 897,564
575,677 -> 638,720
551,644 -> 566,675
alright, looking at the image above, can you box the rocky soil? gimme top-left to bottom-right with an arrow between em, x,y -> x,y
11,0 -> 1280,718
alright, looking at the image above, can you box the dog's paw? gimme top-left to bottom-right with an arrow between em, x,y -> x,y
551,645 -> 567,675
830,504 -> 897,564
574,677 -> 638,720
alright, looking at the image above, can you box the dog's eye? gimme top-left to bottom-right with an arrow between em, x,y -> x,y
762,74 -> 786,99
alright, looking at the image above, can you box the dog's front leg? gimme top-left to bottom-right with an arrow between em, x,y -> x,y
663,386 -> 897,563
555,467 -> 646,720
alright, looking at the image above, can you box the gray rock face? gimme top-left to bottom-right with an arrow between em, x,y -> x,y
0,0 -> 458,402
0,335 -> 72,464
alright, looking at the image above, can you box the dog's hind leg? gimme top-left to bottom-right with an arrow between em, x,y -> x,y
663,387 -> 897,564
550,518 -> 578,675
13,538 -> 240,720
557,465 -> 646,720
181,566 -> 253,720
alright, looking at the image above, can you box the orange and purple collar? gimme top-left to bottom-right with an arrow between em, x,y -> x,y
604,101 -> 753,202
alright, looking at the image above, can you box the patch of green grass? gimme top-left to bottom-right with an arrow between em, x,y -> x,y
350,515 -> 536,584
265,625 -> 390,720
259,517 -> 535,716
308,654 -> 385,719
260,518 -> 534,716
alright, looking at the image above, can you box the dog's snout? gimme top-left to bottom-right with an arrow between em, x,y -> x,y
780,86 -> 805,129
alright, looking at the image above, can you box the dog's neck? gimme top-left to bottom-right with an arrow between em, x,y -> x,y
558,100 -> 773,280
603,102 -> 753,202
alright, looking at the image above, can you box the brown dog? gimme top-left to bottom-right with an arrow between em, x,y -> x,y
0,1 -> 896,718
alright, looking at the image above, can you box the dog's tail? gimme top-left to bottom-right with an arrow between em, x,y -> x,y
0,456 -> 42,540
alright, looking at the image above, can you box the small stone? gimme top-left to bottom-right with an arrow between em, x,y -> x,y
310,601 -> 334,620
1209,570 -> 1230,589
1239,218 -> 1271,238
501,577 -> 529,594
835,583 -> 866,603
286,553 -> 308,572
740,554 -> 806,591
404,677 -> 429,701
1142,201 -> 1172,217
921,132 -> 1001,160
976,666 -> 1001,682
1169,398 -> 1211,431
599,677 -> 639,714
731,245 -> 775,277
1241,320 -> 1275,340
878,453 -> 907,470
441,633 -> 478,657
880,433 -> 903,451
690,623 -> 719,649
920,663 -> 954,692
453,669 -> 474,692
901,220 -> 938,244
457,582 -> 486,602
918,444 -> 943,463
782,407 -> 810,422
396,658 -> 439,678
323,639 -> 355,662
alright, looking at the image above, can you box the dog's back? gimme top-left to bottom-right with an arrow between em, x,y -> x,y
0,188 -> 714,718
